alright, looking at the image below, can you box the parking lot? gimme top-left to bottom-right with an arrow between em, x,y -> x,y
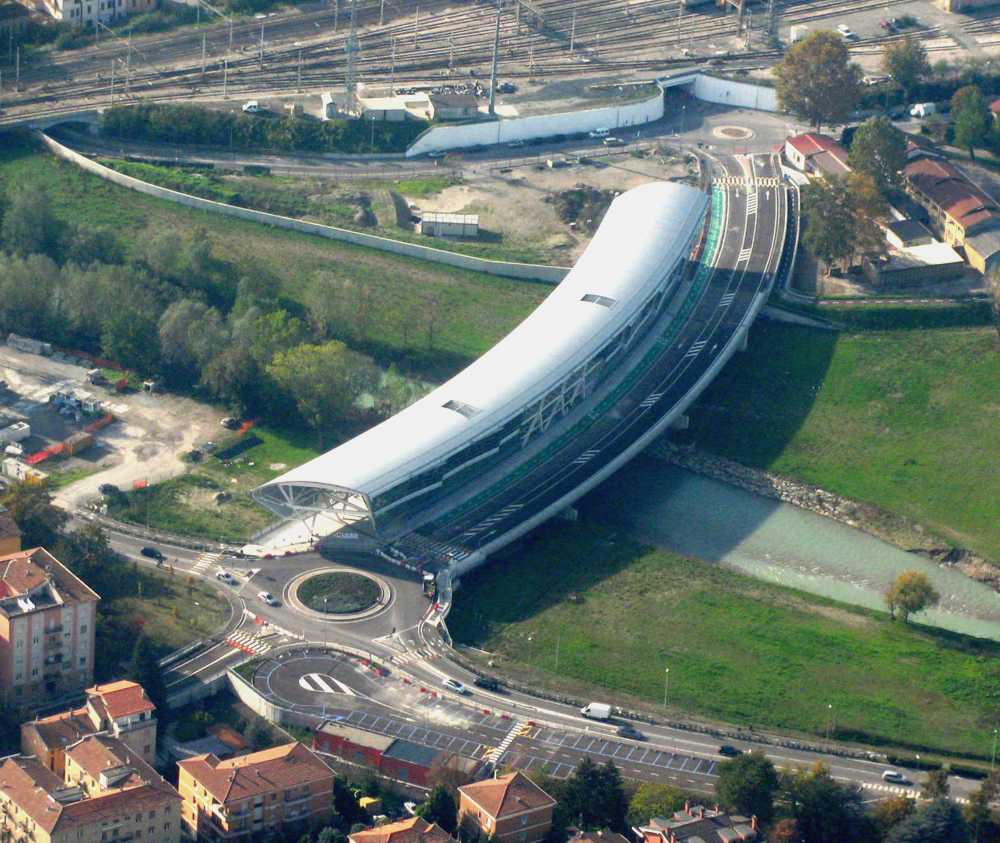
0,344 -> 220,509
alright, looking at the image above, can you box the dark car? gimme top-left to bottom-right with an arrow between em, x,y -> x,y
719,745 -> 742,757
617,724 -> 646,741
473,675 -> 501,691
98,483 -> 120,496
140,546 -> 165,562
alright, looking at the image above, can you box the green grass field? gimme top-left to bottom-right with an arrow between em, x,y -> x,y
107,426 -> 318,542
687,303 -> 1000,561
0,138 -> 546,382
449,521 -> 1000,758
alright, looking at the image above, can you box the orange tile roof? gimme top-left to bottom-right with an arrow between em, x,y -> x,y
88,680 -> 156,720
23,707 -> 93,751
459,771 -> 555,819
349,816 -> 452,843
0,547 -> 99,608
178,742 -> 333,805
904,157 -> 1000,231
65,734 -> 162,793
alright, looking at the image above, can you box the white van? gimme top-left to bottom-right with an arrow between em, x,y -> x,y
242,100 -> 263,114
588,128 -> 610,139
580,702 -> 612,721
909,102 -> 937,118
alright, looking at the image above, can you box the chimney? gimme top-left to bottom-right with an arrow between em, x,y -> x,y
683,802 -> 689,815
751,817 -> 758,832
698,808 -> 704,820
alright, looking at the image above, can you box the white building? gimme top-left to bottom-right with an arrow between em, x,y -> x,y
40,0 -> 156,29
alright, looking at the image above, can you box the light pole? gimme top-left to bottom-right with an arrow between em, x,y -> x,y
663,667 -> 669,707
992,728 -> 998,771
826,703 -> 833,740
323,597 -> 329,648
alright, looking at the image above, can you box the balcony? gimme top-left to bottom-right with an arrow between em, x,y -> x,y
46,625 -> 63,635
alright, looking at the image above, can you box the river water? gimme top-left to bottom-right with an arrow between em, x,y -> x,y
585,457 -> 1000,641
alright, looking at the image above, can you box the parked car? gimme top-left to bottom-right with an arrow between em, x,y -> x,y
257,591 -> 279,606
242,100 -> 264,113
473,675 -> 501,691
403,802 -> 421,817
616,723 -> 646,741
836,23 -> 855,39
507,140 -> 525,148
603,136 -> 625,147
580,702 -> 612,721
220,417 -> 239,430
99,483 -> 120,496
882,770 -> 912,785
588,128 -> 610,139
719,744 -> 742,757
863,74 -> 891,86
140,546 -> 164,562
910,102 -> 937,118
216,570 -> 238,585
442,677 -> 470,695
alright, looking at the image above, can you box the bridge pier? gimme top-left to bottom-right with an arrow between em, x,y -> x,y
736,325 -> 749,352
557,506 -> 579,522
671,414 -> 690,431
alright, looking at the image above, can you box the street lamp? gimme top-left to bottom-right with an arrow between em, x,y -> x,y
663,667 -> 670,707
992,728 -> 998,771
827,703 -> 833,740
323,597 -> 329,648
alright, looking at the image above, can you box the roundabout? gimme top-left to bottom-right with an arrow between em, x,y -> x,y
285,567 -> 393,621
711,125 -> 755,141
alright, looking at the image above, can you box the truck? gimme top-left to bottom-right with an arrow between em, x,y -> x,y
580,702 -> 612,721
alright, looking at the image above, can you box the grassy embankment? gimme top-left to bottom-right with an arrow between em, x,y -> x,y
97,158 -> 551,264
449,521 -> 1000,759
687,302 -> 1000,561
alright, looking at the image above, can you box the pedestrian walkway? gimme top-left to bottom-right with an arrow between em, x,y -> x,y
483,719 -> 530,765
390,647 -> 438,666
192,551 -> 223,573
225,629 -> 273,655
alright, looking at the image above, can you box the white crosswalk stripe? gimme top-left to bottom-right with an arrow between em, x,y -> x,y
225,629 -> 272,655
719,293 -> 735,308
483,719 -> 529,765
738,247 -> 753,262
746,192 -> 759,215
391,648 -> 437,666
192,551 -> 223,573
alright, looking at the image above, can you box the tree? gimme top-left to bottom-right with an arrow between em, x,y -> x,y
627,782 -> 687,826
882,36 -> 931,102
846,172 -> 890,260
245,720 -> 270,751
715,752 -> 779,824
887,798 -> 970,843
1,183 -> 61,258
885,570 -> 940,622
333,778 -> 368,827
127,633 -> 167,715
922,770 -> 951,801
952,85 -> 992,160
417,785 -> 457,834
775,31 -> 861,130
771,820 -> 802,843
561,759 -> 628,831
0,480 -> 68,548
848,116 -> 907,192
101,306 -> 162,374
964,773 -> 1000,843
802,178 -> 857,272
781,763 -> 868,843
63,224 -> 124,267
874,795 -> 917,839
267,342 -> 381,445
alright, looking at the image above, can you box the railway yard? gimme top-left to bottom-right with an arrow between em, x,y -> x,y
2,0 -> 999,127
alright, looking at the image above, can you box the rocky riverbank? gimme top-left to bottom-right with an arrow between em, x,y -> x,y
649,440 -> 1000,592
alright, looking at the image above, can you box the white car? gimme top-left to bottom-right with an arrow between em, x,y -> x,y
588,128 -> 610,139
242,100 -> 263,114
258,591 -> 279,606
442,677 -> 470,695
216,571 -> 238,585
836,24 -> 854,39
863,74 -> 891,86
882,770 -> 911,785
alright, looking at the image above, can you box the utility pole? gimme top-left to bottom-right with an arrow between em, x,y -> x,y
379,0 -> 384,25
201,32 -> 207,77
259,21 -> 264,69
488,0 -> 500,115
345,0 -> 359,114
228,17 -> 233,51
569,7 -> 576,53
109,58 -> 115,105
413,4 -> 418,49
223,57 -> 228,98
126,28 -> 132,93
448,35 -> 453,72
333,0 -> 338,34
390,37 -> 396,89
297,48 -> 302,91
676,0 -> 683,49
15,45 -> 20,88
744,7 -> 751,49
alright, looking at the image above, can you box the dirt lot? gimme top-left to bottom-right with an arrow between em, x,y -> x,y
404,149 -> 698,263
0,347 -> 220,510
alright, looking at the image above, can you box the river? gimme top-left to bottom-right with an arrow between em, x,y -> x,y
584,457 -> 1000,641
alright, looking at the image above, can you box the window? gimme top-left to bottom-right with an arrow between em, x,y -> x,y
15,640 -> 22,649
80,624 -> 87,633
148,812 -> 156,819
520,834 -> 527,843
144,745 -> 151,753
522,816 -> 528,826
80,656 -> 86,665
31,668 -> 37,677
442,399 -> 478,419
32,636 -> 38,645
581,293 -> 616,308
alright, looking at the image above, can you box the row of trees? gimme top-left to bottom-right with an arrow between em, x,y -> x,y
0,176 -> 435,443
101,104 -> 427,155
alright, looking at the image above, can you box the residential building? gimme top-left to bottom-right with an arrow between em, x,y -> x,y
22,679 -> 159,773
349,817 -> 452,843
0,547 -> 99,707
429,93 -> 480,121
635,804 -> 759,843
177,742 -> 334,842
314,721 -> 480,788
0,509 -> 21,556
38,0 -> 155,29
0,735 -> 181,843
783,133 -> 850,178
567,830 -> 630,843
457,772 -> 556,843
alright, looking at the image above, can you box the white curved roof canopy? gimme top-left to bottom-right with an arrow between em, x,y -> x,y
257,181 -> 707,505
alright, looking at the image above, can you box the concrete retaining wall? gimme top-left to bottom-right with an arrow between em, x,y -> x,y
405,88 -> 665,157
691,74 -> 780,112
38,133 -> 569,284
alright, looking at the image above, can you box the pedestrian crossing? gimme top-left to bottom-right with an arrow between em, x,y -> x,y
225,629 -> 273,655
746,192 -> 759,216
391,647 -> 438,666
192,551 -> 223,573
483,719 -> 530,765
714,176 -> 781,188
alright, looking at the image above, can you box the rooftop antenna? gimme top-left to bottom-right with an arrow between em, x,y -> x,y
488,0 -> 502,115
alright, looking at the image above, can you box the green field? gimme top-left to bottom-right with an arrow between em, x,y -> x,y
297,571 -> 382,613
0,138 -> 546,381
106,426 -> 319,542
687,303 -> 1000,561
449,521 -> 1000,758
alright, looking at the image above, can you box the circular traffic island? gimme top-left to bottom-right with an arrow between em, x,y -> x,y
298,571 -> 383,615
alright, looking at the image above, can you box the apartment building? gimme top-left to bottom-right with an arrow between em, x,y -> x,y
177,742 -> 334,842
349,817 -> 453,843
458,772 -> 556,843
0,548 -> 99,708
22,680 -> 158,773
0,735 -> 180,843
